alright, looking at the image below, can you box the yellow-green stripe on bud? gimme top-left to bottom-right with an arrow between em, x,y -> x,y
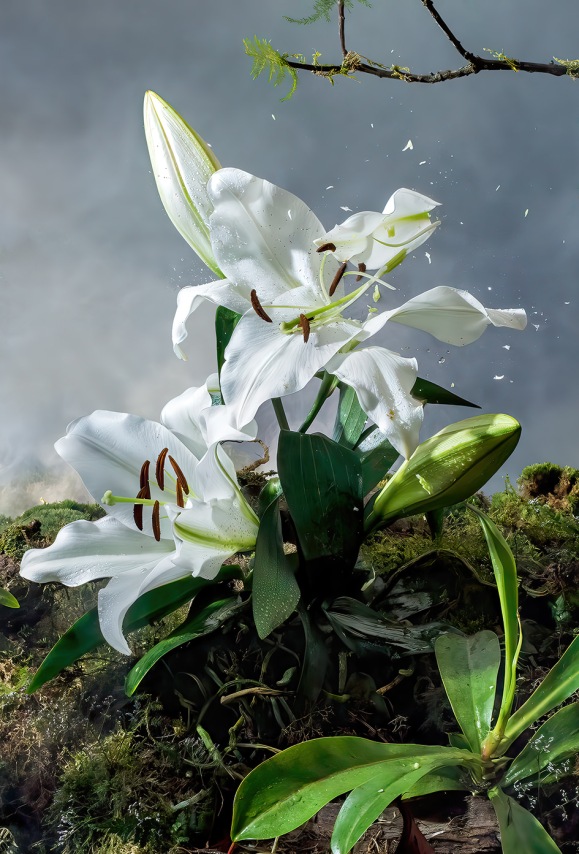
144,91 -> 222,276
365,414 -> 521,532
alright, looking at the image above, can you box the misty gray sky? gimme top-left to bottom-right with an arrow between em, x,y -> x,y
1,0 -> 578,513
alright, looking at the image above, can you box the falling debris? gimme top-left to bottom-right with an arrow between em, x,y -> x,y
425,252 -> 431,264
502,344 -> 511,350
496,185 -> 501,191
326,185 -> 334,190
402,139 -> 413,151
340,206 -> 352,212
419,160 -> 426,165
524,208 -> 529,217
272,114 -> 276,120
494,375 -> 505,381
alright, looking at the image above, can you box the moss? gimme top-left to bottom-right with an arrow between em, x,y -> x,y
518,462 -> 579,514
0,501 -> 105,561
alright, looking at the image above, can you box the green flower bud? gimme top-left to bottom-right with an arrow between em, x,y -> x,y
365,413 -> 521,531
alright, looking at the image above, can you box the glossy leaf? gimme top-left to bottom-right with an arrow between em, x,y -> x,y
411,377 -> 479,409
0,587 -> 19,608
215,306 -> 241,376
296,605 -> 329,706
277,430 -> 363,567
331,756 -> 461,854
489,787 -> 562,853
357,437 -> 399,495
402,763 -> 473,799
332,383 -> 367,448
435,631 -> 500,753
252,497 -> 300,639
231,737 -> 474,841
125,596 -> 241,696
28,567 -> 240,692
502,702 -> 579,788
501,635 -> 579,751
470,507 -> 521,743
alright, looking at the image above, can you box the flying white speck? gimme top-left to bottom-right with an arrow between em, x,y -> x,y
402,139 -> 413,151
340,206 -> 352,212
524,209 -> 529,217
502,344 -> 511,350
496,185 -> 500,191
425,252 -> 431,264
326,185 -> 334,190
494,375 -> 505,380
272,114 -> 276,120
419,160 -> 426,165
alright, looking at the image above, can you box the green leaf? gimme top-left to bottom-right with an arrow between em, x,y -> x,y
252,497 -> 300,639
489,787 -> 562,853
244,36 -> 299,101
125,596 -> 241,696
469,507 -> 521,741
402,764 -> 472,799
411,377 -> 479,409
296,605 -> 329,706
332,757 -> 463,854
231,737 -> 475,841
215,306 -> 241,376
435,631 -> 501,753
0,587 -> 19,608
277,430 -> 363,567
332,384 -> 367,449
28,567 -> 240,692
502,702 -> 579,789
501,635 -> 579,751
357,437 -> 399,495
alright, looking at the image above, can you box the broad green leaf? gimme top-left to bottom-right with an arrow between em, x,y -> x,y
252,497 -> 300,639
125,596 -> 241,696
215,306 -> 241,375
502,702 -> 579,789
489,787 -> 562,853
435,631 -> 500,753
296,605 -> 329,706
402,763 -> 473,799
231,737 -> 475,841
332,384 -> 367,449
357,438 -> 399,495
411,377 -> 479,409
331,757 -> 464,854
277,431 -> 363,568
0,587 -> 19,608
257,476 -> 282,518
469,507 -> 521,741
28,567 -> 240,692
501,635 -> 579,751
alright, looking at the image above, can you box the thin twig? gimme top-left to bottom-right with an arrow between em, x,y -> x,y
338,0 -> 347,57
421,0 -> 477,64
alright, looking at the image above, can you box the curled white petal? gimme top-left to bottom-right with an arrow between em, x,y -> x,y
172,281 -> 251,359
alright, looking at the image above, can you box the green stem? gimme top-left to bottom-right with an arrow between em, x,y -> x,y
272,397 -> 290,431
298,372 -> 338,433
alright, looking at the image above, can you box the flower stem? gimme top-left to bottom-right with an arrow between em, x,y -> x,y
298,372 -> 338,433
272,397 -> 290,431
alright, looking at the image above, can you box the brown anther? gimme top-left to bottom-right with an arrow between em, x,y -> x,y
139,459 -> 150,490
156,447 -> 169,490
133,503 -> 143,531
169,455 -> 189,495
152,500 -> 161,542
250,289 -> 272,323
137,483 -> 151,501
355,262 -> 367,282
329,261 -> 348,297
316,242 -> 336,253
298,313 -> 311,343
176,480 -> 185,508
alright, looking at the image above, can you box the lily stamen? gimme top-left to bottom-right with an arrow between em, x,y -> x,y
250,289 -> 273,323
356,262 -> 366,282
139,459 -> 150,490
176,480 -> 185,508
152,500 -> 161,542
169,455 -> 189,494
156,447 -> 169,490
316,241 -> 337,253
329,262 -> 348,297
298,314 -> 311,343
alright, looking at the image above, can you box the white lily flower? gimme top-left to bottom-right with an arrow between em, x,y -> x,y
314,187 -> 440,271
144,91 -> 222,275
171,168 -> 526,458
20,381 -> 259,655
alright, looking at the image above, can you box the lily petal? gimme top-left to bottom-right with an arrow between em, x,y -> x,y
20,516 -> 174,587
208,168 -> 338,304
161,383 -> 213,457
172,280 -> 252,359
220,308 -> 361,427
144,91 -> 222,275
327,346 -> 423,458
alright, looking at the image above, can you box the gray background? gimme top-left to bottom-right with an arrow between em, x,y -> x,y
1,0 -> 577,513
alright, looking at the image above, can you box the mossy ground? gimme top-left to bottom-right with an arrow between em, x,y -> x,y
0,468 -> 577,852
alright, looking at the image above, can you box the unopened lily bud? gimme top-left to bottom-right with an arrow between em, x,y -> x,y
365,413 -> 521,531
144,91 -> 222,275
